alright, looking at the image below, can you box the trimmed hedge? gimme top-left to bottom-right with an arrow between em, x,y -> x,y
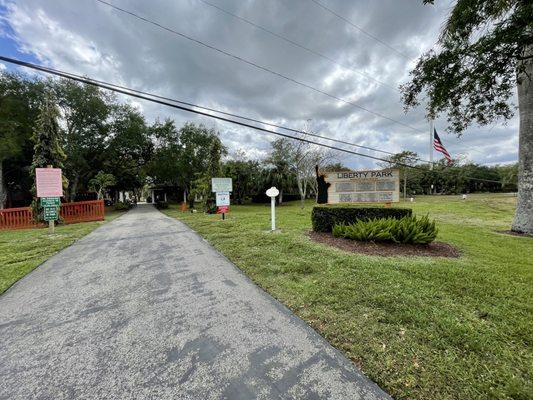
311,206 -> 412,232
332,215 -> 437,244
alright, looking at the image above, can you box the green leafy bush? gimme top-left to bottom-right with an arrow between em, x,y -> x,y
114,201 -> 131,211
332,215 -> 438,244
312,206 -> 412,232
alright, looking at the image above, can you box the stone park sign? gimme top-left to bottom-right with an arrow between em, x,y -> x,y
320,169 -> 400,204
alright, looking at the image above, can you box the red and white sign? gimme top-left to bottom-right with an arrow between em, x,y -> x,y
216,206 -> 230,214
36,168 -> 63,198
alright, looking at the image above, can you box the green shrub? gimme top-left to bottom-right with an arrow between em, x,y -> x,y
312,206 -> 412,232
114,201 -> 131,211
332,215 -> 438,244
155,201 -> 169,209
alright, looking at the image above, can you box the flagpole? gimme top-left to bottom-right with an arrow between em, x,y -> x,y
429,119 -> 434,171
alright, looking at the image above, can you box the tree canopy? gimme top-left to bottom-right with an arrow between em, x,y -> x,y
402,0 -> 532,132
402,0 -> 532,233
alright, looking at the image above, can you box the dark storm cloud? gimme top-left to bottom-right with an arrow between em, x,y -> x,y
1,0 -> 518,168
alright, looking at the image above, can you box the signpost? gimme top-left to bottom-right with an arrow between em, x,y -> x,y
35,168 -> 63,198
43,206 -> 59,221
322,169 -> 400,204
266,186 -> 279,231
36,167 -> 63,233
40,197 -> 61,207
211,178 -> 232,193
212,178 -> 232,219
215,191 -> 230,220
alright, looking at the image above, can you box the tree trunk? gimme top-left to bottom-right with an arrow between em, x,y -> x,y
512,45 -> 533,234
70,175 -> 79,202
279,189 -> 283,205
297,177 -> 305,209
0,161 -> 6,209
403,171 -> 407,199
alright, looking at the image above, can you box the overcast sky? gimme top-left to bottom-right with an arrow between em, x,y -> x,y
0,0 -> 519,168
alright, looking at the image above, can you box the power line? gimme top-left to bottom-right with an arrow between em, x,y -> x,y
0,56 -> 503,184
7,57 -> 428,163
0,56 -> 416,167
94,0 -> 424,134
196,0 -> 399,92
308,0 -> 412,60
305,1 -> 502,167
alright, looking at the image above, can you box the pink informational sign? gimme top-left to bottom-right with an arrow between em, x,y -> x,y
35,168 -> 63,197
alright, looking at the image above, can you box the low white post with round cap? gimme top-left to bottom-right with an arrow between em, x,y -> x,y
266,186 -> 279,231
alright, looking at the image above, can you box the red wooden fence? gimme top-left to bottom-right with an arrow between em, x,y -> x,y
61,200 -> 105,224
0,207 -> 37,230
0,200 -> 105,230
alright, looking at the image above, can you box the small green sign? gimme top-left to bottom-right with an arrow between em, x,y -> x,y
40,197 -> 61,207
43,206 -> 59,221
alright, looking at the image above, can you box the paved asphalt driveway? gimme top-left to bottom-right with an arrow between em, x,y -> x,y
0,205 -> 390,400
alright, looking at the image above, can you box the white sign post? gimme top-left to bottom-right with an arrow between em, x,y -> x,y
211,178 -> 232,193
212,178 -> 233,220
36,166 -> 63,234
266,187 -> 279,231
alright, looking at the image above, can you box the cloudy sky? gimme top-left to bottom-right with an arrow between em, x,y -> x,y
0,0 -> 519,168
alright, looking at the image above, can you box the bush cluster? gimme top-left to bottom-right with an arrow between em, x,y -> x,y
114,201 -> 133,211
155,201 -> 169,209
311,206 -> 412,233
332,215 -> 438,244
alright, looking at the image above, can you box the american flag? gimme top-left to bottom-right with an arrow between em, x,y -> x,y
433,129 -> 452,164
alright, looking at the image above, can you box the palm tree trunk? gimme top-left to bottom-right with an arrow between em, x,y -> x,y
512,44 -> 533,234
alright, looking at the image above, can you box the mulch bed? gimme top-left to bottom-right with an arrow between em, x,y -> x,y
309,231 -> 460,258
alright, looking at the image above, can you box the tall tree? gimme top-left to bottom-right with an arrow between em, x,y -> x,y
147,119 -> 181,186
379,151 -> 419,199
105,105 -> 153,199
266,139 -> 297,205
54,80 -> 114,201
177,123 -> 224,204
88,171 -> 116,200
30,94 -> 67,220
31,94 -> 66,171
0,73 -> 44,208
401,0 -> 533,233
222,151 -> 261,205
189,130 -> 226,212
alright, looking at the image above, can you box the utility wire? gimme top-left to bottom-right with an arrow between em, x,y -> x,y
94,0 -> 424,134
8,57 -> 428,163
308,0 -> 412,60
306,0 -> 496,166
196,0 -> 398,92
0,55 -> 418,167
0,56 -> 503,184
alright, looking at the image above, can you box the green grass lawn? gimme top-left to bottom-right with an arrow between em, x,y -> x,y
163,194 -> 532,400
0,208 -> 124,295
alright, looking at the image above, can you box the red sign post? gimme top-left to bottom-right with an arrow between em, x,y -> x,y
217,206 -> 230,214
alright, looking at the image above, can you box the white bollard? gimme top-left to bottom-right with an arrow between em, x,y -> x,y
266,186 -> 280,232
271,196 -> 276,231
